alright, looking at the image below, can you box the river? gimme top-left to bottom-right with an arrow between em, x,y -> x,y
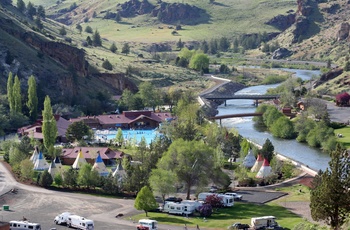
216,69 -> 331,172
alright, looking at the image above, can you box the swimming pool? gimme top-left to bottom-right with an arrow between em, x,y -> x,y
94,129 -> 160,145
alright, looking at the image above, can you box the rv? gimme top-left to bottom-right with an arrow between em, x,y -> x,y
66,215 -> 94,230
180,200 -> 203,211
162,202 -> 194,215
54,212 -> 72,225
251,216 -> 278,229
197,193 -> 234,207
9,220 -> 41,230
137,219 -> 158,230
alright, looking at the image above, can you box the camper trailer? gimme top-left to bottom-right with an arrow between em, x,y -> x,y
137,219 -> 158,230
198,193 -> 234,207
9,220 -> 41,230
66,215 -> 94,230
162,202 -> 194,215
251,216 -> 278,229
180,200 -> 203,211
54,212 -> 72,225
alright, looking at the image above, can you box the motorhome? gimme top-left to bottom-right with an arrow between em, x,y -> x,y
251,216 -> 278,229
162,202 -> 194,215
54,212 -> 72,225
137,219 -> 158,230
197,193 -> 234,207
9,220 -> 41,230
66,215 -> 94,230
180,200 -> 203,211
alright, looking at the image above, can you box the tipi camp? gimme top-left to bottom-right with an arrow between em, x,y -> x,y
72,149 -> 87,169
242,149 -> 256,168
33,151 -> 49,171
92,152 -> 109,176
256,158 -> 272,179
251,154 -> 264,172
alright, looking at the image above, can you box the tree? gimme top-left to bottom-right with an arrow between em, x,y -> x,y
86,36 -> 92,46
176,38 -> 184,49
158,139 -> 215,200
92,29 -> 102,46
139,82 -> 160,112
270,116 -> 295,139
9,146 -> 27,166
37,5 -> 45,18
77,163 -> 99,189
26,1 -> 36,19
27,75 -> 38,122
149,168 -> 176,202
59,26 -> 67,36
115,128 -> 124,147
63,168 -> 78,188
76,24 -> 82,34
54,173 -> 63,187
110,42 -> 118,53
20,159 -> 34,181
102,59 -> 113,70
85,26 -> 93,33
310,144 -> 350,229
17,0 -> 26,13
134,186 -> 158,217
219,37 -> 230,52
7,72 -> 14,113
261,138 -> 274,163
200,40 -> 209,53
199,204 -> 213,217
189,53 -> 209,73
35,17 -> 43,30
42,96 -> 58,153
38,170 -> 53,187
121,43 -> 130,55
13,75 -> 22,114
205,194 -> 224,209
66,121 -> 92,142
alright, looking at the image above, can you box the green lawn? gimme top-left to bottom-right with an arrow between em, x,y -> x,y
273,184 -> 310,202
334,127 -> 350,149
131,202 -> 304,230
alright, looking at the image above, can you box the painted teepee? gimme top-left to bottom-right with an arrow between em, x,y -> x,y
251,154 -> 264,172
242,149 -> 256,168
30,146 -> 39,164
113,160 -> 126,182
72,149 -> 87,169
92,152 -> 109,176
256,158 -> 272,178
48,161 -> 58,177
54,156 -> 62,169
33,151 -> 49,171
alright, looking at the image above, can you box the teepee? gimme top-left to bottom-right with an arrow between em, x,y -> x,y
30,146 -> 39,163
48,161 -> 58,177
54,156 -> 62,169
113,160 -> 126,182
256,158 -> 272,178
251,154 -> 264,172
33,151 -> 49,171
72,149 -> 87,169
242,149 -> 256,168
92,152 -> 109,177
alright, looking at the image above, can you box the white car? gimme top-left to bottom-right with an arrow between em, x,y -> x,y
225,192 -> 243,201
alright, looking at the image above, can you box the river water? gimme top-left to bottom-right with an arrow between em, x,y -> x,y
216,69 -> 331,172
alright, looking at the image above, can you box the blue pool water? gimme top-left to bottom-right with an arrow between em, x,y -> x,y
95,129 -> 160,145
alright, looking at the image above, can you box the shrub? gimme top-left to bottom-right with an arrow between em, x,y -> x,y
199,204 -> 213,217
102,59 -> 113,70
205,194 -> 223,209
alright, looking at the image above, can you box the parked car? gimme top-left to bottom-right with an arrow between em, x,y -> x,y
228,222 -> 250,230
164,197 -> 182,203
225,192 -> 243,201
209,186 -> 218,192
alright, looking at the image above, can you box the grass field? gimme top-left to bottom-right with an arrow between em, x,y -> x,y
334,126 -> 350,149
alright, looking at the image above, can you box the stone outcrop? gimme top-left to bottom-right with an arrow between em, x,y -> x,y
297,0 -> 313,16
292,16 -> 310,43
321,3 -> 340,14
265,13 -> 296,31
117,0 -> 154,17
313,68 -> 343,88
336,22 -> 350,41
271,48 -> 293,59
95,73 -> 138,93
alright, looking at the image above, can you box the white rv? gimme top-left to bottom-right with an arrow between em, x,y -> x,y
137,219 -> 158,230
162,202 -> 194,215
66,215 -> 94,230
197,192 -> 234,207
251,216 -> 278,229
54,212 -> 72,225
180,200 -> 203,211
9,220 -> 41,230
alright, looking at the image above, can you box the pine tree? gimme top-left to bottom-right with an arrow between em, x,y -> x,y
7,72 -> 14,113
110,42 -> 117,53
92,29 -> 102,46
42,96 -> 58,152
13,75 -> 22,113
27,75 -> 38,122
17,0 -> 26,13
261,138 -> 274,162
121,43 -> 130,55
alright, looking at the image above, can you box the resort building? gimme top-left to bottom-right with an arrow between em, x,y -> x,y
61,147 -> 124,166
69,110 -> 173,130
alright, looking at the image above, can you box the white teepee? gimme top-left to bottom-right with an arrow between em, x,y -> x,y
113,161 -> 126,182
92,153 -> 109,176
30,146 -> 39,163
242,149 -> 256,168
54,156 -> 62,169
251,154 -> 264,172
72,149 -> 87,169
33,151 -> 49,171
48,161 -> 58,177
256,158 -> 272,178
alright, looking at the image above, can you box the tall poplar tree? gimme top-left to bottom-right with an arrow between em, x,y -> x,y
42,96 -> 57,152
7,72 -> 14,112
13,75 -> 22,113
27,75 -> 38,122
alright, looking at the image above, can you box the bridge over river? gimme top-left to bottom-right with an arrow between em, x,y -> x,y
204,94 -> 280,106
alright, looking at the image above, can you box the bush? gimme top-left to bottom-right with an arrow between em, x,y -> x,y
199,204 -> 213,217
102,59 -> 113,70
237,177 -> 256,187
